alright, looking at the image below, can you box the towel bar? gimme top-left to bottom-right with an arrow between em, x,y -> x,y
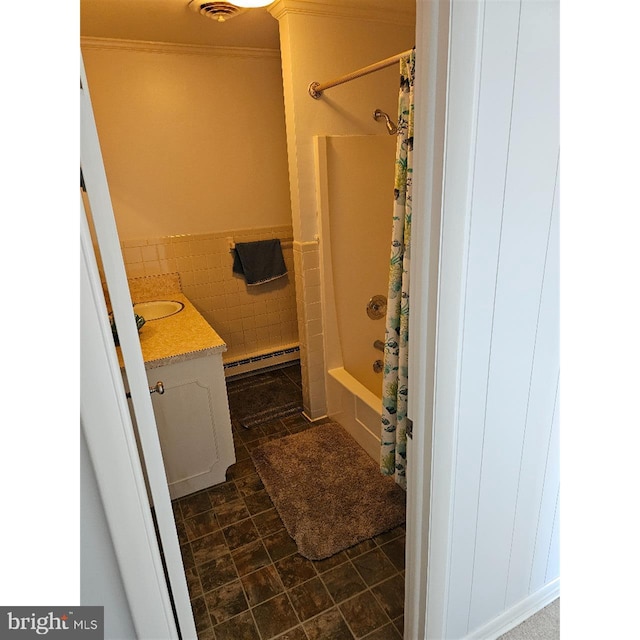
228,238 -> 294,251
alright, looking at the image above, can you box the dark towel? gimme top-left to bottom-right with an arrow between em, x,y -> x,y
232,239 -> 288,286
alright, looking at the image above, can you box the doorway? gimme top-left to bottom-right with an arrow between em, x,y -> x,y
80,2 -> 448,636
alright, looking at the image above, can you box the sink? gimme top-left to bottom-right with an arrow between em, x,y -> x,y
133,300 -> 184,321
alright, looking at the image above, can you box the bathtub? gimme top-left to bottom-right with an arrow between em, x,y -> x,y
324,367 -> 384,462
315,134 -> 397,462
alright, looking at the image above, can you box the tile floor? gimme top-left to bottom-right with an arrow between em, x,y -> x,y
171,363 -> 406,640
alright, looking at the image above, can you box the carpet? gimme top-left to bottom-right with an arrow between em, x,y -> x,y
226,367 -> 303,428
498,599 -> 560,639
251,422 -> 406,560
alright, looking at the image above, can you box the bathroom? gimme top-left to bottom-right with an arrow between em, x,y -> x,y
82,0 -> 415,423
82,0 -> 415,637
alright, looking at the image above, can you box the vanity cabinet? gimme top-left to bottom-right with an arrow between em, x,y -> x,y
148,350 -> 235,500
120,283 -> 237,502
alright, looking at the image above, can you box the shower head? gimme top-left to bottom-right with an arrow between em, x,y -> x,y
373,109 -> 397,135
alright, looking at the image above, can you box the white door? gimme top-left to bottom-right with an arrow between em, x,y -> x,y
80,55 -> 197,639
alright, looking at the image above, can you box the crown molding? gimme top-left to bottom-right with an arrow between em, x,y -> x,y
80,37 -> 280,59
268,0 -> 415,26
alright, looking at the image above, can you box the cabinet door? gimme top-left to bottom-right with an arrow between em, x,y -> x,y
149,354 -> 236,499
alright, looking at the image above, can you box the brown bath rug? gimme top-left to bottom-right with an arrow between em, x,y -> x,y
226,366 -> 302,429
251,422 -> 406,560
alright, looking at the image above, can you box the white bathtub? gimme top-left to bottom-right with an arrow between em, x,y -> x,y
325,367 -> 382,462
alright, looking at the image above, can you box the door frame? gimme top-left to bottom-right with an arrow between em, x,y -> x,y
405,0 -> 490,638
79,0 -> 465,635
80,56 -> 197,638
403,0 -> 452,638
80,206 -> 178,638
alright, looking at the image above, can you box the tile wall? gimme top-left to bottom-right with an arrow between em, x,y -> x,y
292,241 -> 327,420
119,226 -> 299,367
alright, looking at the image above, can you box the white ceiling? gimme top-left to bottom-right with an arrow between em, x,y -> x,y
80,0 -> 282,50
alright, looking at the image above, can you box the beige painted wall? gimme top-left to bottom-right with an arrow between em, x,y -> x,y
81,41 -> 292,240
272,0 -> 415,242
82,40 -> 299,366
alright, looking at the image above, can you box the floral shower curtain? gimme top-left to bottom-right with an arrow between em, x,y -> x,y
380,49 -> 415,491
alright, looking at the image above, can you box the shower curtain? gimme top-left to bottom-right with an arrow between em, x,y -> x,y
380,49 -> 415,491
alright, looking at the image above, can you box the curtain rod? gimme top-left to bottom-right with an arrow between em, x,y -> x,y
308,49 -> 413,100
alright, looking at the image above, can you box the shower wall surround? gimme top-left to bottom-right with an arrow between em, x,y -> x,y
269,0 -> 415,420
120,225 -> 299,370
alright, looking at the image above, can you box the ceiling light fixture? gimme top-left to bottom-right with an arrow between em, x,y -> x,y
231,0 -> 272,6
189,0 -> 270,23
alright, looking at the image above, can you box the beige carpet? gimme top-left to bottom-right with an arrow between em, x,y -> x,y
251,422 -> 406,560
499,599 -> 560,640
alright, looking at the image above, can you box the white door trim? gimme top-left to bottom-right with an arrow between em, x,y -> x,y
406,1 -> 485,638
427,1 -> 484,638
80,207 -> 177,638
80,55 -> 197,638
404,0 -> 451,638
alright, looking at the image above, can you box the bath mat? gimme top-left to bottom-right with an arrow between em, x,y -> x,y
251,422 -> 406,560
226,367 -> 302,428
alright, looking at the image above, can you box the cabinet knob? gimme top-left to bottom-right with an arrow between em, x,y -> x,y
125,381 -> 165,399
150,381 -> 165,395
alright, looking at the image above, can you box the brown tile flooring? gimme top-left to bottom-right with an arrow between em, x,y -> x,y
171,363 -> 406,640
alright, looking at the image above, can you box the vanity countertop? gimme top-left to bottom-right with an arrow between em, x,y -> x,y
118,292 -> 227,370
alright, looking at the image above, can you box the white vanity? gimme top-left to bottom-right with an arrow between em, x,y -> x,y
121,274 -> 236,500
